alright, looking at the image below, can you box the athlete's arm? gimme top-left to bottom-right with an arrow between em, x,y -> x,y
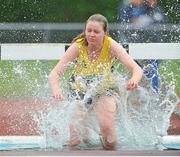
48,43 -> 79,100
110,39 -> 143,90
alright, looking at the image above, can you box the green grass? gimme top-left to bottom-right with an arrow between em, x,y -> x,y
0,60 -> 179,98
159,60 -> 180,97
0,60 -> 57,97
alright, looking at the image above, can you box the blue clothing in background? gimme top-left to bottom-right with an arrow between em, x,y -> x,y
142,60 -> 159,93
118,2 -> 166,24
118,5 -> 145,23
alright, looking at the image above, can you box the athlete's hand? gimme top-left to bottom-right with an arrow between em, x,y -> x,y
126,78 -> 138,90
52,88 -> 64,100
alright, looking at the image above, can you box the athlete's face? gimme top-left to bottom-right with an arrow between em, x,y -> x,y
85,21 -> 105,46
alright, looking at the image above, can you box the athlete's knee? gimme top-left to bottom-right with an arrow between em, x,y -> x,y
101,124 -> 112,134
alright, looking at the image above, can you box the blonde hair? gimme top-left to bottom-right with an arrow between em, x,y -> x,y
72,14 -> 109,45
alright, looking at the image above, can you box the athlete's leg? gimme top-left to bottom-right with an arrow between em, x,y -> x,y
69,124 -> 81,146
69,101 -> 89,146
95,95 -> 117,150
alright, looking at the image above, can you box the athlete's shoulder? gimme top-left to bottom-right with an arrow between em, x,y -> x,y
105,35 -> 113,42
75,37 -> 85,44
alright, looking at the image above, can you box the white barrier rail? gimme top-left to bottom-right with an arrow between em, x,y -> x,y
0,135 -> 179,150
0,43 -> 180,60
0,136 -> 46,150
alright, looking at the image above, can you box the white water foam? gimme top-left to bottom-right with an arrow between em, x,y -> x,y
34,69 -> 178,150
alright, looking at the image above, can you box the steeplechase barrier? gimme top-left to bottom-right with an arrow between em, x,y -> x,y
0,43 -> 179,60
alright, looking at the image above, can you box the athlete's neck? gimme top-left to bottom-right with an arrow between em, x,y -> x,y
88,46 -> 101,53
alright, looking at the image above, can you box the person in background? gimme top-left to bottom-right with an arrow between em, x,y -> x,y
118,0 -> 144,24
49,14 -> 143,150
118,0 -> 165,27
118,0 -> 167,93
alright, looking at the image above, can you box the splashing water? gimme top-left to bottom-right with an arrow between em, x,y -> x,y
116,86 -> 176,150
34,63 -> 178,150
1,59 -> 178,150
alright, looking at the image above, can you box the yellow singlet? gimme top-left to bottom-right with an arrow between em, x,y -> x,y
72,35 -> 113,92
75,35 -> 112,75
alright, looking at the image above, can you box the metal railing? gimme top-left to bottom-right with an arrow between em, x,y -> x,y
0,23 -> 179,43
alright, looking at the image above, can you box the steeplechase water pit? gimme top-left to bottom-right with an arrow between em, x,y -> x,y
0,43 -> 179,156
